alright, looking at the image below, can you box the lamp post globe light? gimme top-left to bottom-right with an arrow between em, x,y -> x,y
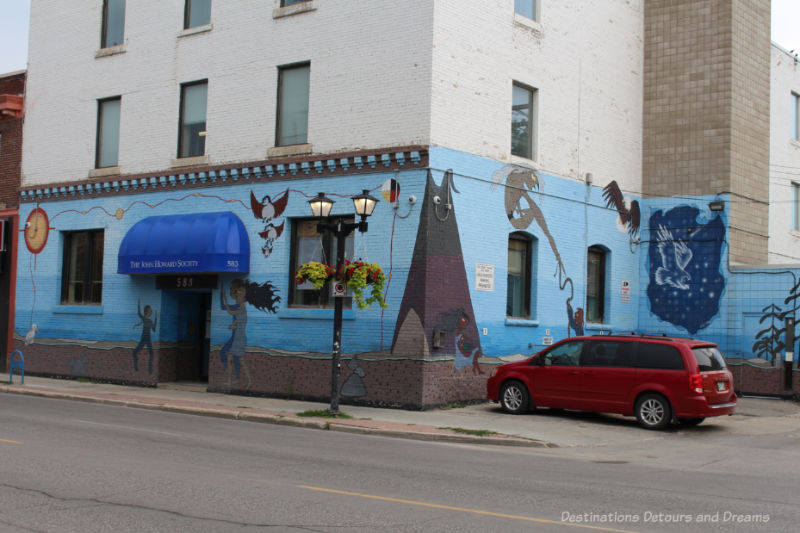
307,190 -> 379,414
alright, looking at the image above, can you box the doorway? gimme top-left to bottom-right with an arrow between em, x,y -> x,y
174,291 -> 211,383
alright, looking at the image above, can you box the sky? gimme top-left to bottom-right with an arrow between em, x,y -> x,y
0,0 -> 798,74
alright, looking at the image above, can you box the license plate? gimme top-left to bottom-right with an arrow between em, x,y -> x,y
716,381 -> 727,391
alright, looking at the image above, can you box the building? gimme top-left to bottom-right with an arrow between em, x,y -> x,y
0,70 -> 25,370
13,0 -> 799,407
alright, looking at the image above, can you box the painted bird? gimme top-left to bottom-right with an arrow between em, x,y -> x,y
655,225 -> 693,290
602,180 -> 640,238
25,324 -> 38,345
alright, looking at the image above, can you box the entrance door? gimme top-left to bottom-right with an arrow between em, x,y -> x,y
175,292 -> 211,382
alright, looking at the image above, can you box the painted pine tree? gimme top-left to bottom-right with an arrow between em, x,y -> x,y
753,303 -> 785,363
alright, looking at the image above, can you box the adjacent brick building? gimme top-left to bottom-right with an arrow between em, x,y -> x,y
0,70 -> 24,370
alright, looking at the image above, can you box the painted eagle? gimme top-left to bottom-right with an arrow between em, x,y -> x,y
602,180 -> 640,238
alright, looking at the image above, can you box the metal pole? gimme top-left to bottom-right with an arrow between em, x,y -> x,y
329,220 -> 347,415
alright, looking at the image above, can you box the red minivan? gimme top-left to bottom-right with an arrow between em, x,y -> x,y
486,334 -> 737,429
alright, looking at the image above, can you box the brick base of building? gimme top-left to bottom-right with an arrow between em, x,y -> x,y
8,339 -> 491,409
729,362 -> 799,399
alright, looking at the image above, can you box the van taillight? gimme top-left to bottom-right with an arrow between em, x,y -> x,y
689,374 -> 703,394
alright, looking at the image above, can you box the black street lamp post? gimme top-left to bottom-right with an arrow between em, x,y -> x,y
308,190 -> 378,414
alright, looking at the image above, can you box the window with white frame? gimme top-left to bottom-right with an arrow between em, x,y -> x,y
792,92 -> 799,141
281,0 -> 310,6
61,230 -> 104,305
276,63 -> 310,146
793,183 -> 800,231
96,97 -> 121,168
101,0 -> 125,48
515,0 -> 537,20
178,80 -> 208,158
184,0 -> 211,29
586,246 -> 606,323
511,82 -> 537,160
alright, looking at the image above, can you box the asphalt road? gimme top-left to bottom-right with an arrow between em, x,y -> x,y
0,395 -> 797,532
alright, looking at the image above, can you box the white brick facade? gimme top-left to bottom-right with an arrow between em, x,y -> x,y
23,0 -> 644,194
768,44 -> 800,263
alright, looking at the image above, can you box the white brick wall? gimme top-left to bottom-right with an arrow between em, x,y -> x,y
23,0 -> 644,194
768,45 -> 800,263
430,0 -> 644,192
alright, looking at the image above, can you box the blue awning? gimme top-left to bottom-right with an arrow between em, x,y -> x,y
118,211 -> 250,274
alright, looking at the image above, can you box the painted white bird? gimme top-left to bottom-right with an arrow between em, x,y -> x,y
25,324 -> 38,345
655,225 -> 693,290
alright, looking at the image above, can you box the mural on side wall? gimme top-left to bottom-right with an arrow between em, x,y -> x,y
752,277 -> 800,363
500,166 -> 584,336
250,189 -> 289,258
220,279 -> 281,387
647,205 -> 725,334
132,299 -> 158,373
391,169 -> 486,373
341,357 -> 367,398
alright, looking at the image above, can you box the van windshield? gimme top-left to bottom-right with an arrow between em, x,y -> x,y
692,346 -> 727,371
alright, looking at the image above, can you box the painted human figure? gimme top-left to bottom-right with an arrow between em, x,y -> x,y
455,312 -> 485,375
219,279 -> 280,388
132,299 -> 157,374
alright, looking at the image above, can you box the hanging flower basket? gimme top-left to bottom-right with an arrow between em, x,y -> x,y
295,260 -> 389,310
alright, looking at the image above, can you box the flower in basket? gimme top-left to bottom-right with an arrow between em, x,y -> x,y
295,261 -> 334,289
294,260 -> 389,309
338,260 -> 389,310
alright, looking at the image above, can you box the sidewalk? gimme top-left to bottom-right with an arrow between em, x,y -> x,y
0,376 -> 551,447
3,376 -> 798,449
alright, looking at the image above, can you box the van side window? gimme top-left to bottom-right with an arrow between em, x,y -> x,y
636,343 -> 684,370
542,340 -> 584,366
583,341 -> 634,367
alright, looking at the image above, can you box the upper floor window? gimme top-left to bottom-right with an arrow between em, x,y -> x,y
101,0 -> 125,48
178,80 -> 208,158
793,183 -> 800,231
61,230 -> 104,305
507,232 -> 535,318
511,82 -> 537,160
586,246 -> 606,323
185,0 -> 211,29
515,0 -> 537,20
281,0 -> 310,5
96,97 -> 121,168
276,63 -> 310,146
792,92 -> 799,141
290,218 -> 353,309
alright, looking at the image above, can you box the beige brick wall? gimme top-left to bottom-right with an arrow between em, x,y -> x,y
643,0 -> 770,264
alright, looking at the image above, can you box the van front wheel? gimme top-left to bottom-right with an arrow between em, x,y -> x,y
635,393 -> 671,430
500,381 -> 530,414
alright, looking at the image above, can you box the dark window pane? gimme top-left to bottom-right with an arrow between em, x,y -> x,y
290,218 -> 353,309
178,81 -> 207,158
636,343 -> 684,370
61,230 -> 104,305
96,97 -> 121,168
584,341 -> 634,367
586,247 -> 605,323
185,0 -> 211,28
507,234 -> 530,318
692,347 -> 727,371
102,0 -> 125,48
282,0 -> 309,6
277,64 -> 310,146
542,341 -> 583,366
511,84 -> 533,158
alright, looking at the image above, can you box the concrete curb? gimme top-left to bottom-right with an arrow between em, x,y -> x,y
1,385 -> 553,447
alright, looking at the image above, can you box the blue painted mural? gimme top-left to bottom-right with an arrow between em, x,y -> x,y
646,205 -> 725,334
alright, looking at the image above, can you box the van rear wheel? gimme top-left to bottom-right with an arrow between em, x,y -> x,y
500,381 -> 530,414
635,393 -> 671,430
